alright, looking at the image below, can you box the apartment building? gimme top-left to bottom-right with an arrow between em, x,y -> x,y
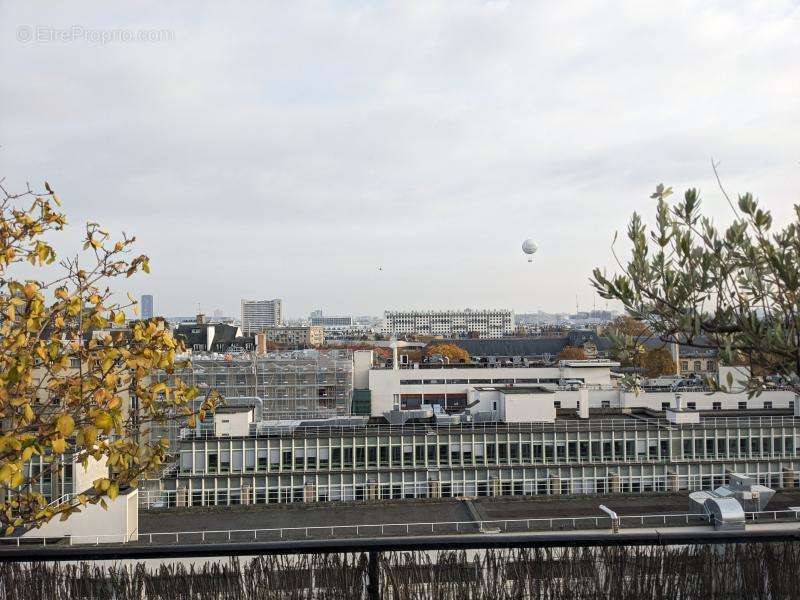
382,309 -> 514,339
241,299 -> 283,334
256,325 -> 324,349
310,315 -> 353,329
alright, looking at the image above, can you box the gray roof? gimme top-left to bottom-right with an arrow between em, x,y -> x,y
431,331 -> 613,358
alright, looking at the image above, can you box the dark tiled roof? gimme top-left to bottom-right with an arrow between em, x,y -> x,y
209,324 -> 239,350
432,331 -> 613,357
174,323 -> 208,348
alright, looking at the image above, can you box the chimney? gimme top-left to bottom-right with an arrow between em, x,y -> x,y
578,387 -> 589,418
256,332 -> 266,355
669,340 -> 680,375
197,313 -> 206,325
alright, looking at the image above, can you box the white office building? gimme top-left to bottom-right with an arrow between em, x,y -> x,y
241,299 -> 283,334
310,315 -> 353,329
382,309 -> 514,339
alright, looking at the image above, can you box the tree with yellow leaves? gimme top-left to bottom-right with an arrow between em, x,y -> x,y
424,343 -> 470,363
556,346 -> 588,361
0,180 -> 219,535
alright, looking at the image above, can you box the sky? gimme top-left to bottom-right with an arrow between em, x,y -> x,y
1,1 -> 798,319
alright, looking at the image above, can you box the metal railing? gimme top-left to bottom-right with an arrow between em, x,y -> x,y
46,493 -> 74,508
10,509 -> 800,548
178,415 -> 800,438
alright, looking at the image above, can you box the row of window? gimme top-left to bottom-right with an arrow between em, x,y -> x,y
152,472 -> 796,508
680,359 -> 716,372
179,436 -> 798,474
399,378 -> 565,385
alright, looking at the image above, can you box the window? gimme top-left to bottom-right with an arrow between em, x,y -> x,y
601,400 -> 610,408
693,361 -> 701,372
661,402 -> 670,410
712,402 -> 721,411
738,401 -> 747,410
764,401 -> 773,409
553,401 -> 561,409
686,402 -> 696,410
220,450 -> 230,472
681,361 -> 688,371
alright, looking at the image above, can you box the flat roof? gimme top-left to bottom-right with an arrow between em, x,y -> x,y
472,385 -> 555,394
500,386 -> 555,395
140,490 -> 800,535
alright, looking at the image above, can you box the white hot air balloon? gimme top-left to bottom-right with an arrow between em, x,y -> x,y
522,239 -> 538,262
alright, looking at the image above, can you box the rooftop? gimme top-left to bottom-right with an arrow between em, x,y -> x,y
139,490 -> 800,538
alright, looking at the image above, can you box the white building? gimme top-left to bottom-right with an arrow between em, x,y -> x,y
310,315 -> 353,329
357,352 -> 797,421
382,308 -> 514,339
366,358 -> 617,415
241,299 -> 283,334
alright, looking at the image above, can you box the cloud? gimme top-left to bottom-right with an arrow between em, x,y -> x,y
1,0 -> 798,317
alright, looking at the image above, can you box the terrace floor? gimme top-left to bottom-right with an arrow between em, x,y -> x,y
140,490 -> 800,537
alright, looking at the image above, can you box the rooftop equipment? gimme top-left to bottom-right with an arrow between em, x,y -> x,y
688,473 -> 773,530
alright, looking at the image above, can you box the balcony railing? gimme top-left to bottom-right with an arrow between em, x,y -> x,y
9,509 -> 800,548
177,415 -> 800,438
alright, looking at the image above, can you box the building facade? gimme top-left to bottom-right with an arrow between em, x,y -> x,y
310,315 -> 353,329
150,408 -> 800,508
382,309 -> 515,339
150,350 -> 354,423
143,352 -> 800,509
256,326 -> 324,348
241,299 -> 283,334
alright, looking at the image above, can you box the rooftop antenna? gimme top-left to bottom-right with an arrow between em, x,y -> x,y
575,293 -> 579,315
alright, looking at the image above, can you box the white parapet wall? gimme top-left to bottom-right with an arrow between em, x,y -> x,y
22,487 -> 138,544
498,389 -> 557,423
73,455 -> 110,495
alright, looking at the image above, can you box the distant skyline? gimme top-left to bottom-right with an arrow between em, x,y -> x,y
2,1 -> 798,318
163,305 -> 606,320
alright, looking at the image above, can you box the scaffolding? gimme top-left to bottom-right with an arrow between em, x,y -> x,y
152,349 -> 353,420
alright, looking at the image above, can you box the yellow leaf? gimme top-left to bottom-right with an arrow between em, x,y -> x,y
10,471 -> 24,488
107,483 -> 119,501
94,413 -> 113,433
56,414 -> 75,437
51,437 -> 67,454
113,311 -> 125,325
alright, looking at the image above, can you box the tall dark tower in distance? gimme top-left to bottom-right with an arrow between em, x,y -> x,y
141,294 -> 154,320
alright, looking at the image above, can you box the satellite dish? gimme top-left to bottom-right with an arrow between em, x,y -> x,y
522,239 -> 538,262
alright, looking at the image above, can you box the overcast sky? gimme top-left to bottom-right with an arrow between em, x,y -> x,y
1,1 -> 798,319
